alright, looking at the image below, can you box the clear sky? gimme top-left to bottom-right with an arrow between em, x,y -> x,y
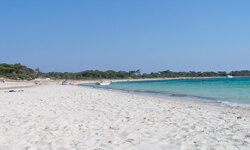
0,0 -> 249,73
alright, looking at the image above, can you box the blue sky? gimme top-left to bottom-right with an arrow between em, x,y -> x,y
0,0 -> 249,73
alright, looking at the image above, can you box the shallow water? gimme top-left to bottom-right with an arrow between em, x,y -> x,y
80,77 -> 250,109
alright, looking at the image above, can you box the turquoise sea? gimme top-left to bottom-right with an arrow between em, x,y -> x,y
80,77 -> 250,109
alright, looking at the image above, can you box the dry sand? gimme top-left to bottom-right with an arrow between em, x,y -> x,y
0,82 -> 250,150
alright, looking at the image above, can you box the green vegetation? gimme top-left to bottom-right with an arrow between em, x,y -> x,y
0,75 -> 8,79
0,63 -> 35,80
1,63 -> 250,80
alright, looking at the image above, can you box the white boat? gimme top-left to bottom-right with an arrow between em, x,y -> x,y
62,80 -> 69,85
227,75 -> 233,78
96,81 -> 111,85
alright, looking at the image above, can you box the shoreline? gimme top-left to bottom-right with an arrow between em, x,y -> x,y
78,78 -> 250,111
1,76 -> 248,85
75,76 -> 229,84
0,82 -> 250,149
79,84 -> 250,111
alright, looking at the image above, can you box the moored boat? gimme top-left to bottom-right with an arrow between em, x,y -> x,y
96,81 -> 111,85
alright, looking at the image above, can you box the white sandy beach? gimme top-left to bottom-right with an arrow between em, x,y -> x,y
0,82 -> 250,150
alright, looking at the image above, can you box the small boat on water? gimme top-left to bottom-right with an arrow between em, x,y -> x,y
96,81 -> 111,85
227,75 -> 233,78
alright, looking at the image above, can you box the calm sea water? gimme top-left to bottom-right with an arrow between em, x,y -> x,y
80,77 -> 250,109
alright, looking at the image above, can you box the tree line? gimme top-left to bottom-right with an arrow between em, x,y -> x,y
0,63 -> 35,80
1,63 -> 250,80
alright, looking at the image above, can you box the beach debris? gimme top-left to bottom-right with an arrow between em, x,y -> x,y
108,140 -> 112,143
245,134 -> 250,138
35,80 -> 41,85
237,116 -> 242,119
9,90 -> 24,92
126,139 -> 134,142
